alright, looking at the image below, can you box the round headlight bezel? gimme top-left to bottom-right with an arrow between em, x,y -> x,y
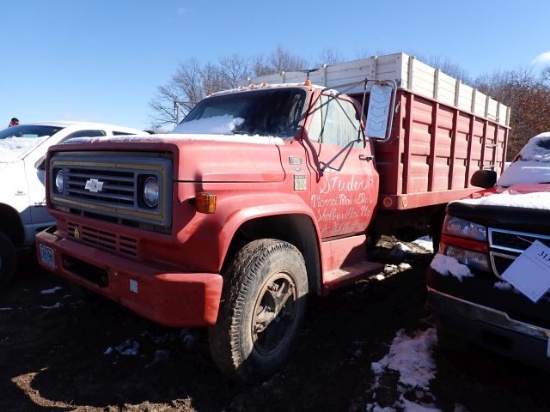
143,176 -> 160,208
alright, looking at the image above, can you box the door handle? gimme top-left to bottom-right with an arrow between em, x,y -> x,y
360,154 -> 374,162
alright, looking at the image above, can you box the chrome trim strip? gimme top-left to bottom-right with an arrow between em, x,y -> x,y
428,286 -> 550,339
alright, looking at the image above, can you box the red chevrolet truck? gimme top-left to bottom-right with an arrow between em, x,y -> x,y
36,53 -> 510,383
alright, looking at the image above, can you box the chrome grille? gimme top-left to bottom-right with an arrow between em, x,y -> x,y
489,228 -> 550,278
50,153 -> 172,230
66,168 -> 135,206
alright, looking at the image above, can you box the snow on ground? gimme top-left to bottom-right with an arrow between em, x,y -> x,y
41,286 -> 62,295
367,327 -> 441,412
25,236 -> 451,410
411,236 -> 434,254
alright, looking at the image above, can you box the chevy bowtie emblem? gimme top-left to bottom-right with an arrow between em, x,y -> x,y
84,178 -> 104,193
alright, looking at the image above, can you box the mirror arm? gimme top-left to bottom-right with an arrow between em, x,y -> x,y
321,140 -> 355,172
380,79 -> 397,141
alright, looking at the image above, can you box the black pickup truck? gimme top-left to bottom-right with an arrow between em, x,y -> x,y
427,132 -> 550,370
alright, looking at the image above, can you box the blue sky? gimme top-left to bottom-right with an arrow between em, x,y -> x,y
2,0 -> 549,131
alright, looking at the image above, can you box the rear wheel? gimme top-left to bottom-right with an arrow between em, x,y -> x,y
0,232 -> 17,288
209,239 -> 308,384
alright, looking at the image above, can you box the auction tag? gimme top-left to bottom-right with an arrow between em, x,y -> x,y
502,240 -> 550,303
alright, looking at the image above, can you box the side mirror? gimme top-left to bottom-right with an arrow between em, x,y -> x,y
471,169 -> 497,188
365,81 -> 397,141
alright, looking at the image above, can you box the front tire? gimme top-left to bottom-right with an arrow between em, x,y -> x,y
0,232 -> 17,288
209,239 -> 308,384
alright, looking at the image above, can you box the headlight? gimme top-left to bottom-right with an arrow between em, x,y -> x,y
445,245 -> 491,272
143,176 -> 159,208
55,169 -> 64,193
443,216 -> 487,242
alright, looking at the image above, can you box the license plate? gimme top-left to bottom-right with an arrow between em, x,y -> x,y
38,244 -> 55,269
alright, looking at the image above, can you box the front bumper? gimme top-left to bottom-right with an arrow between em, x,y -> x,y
427,267 -> 550,370
36,227 -> 223,328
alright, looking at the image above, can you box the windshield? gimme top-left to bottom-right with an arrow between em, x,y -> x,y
0,125 -> 63,162
173,88 -> 306,138
497,133 -> 550,187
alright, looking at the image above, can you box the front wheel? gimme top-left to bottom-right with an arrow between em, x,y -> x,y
209,239 -> 308,384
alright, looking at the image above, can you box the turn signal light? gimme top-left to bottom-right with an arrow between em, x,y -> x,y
195,192 -> 216,214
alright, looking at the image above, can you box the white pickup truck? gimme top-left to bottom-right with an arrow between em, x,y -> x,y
0,121 -> 146,286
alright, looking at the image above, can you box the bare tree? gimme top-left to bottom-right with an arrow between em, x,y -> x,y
201,63 -> 231,96
148,46 -> 313,129
219,54 -> 250,88
268,45 -> 308,73
412,53 -> 472,84
148,55 -> 251,128
315,48 -> 346,66
476,67 -> 550,158
540,65 -> 550,87
249,54 -> 272,77
148,59 -> 205,128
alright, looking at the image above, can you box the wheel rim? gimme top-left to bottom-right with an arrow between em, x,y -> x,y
252,272 -> 298,354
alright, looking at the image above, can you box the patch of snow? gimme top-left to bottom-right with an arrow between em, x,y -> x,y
172,114 -> 244,134
494,132 -> 550,187
412,236 -> 434,253
68,132 -> 285,146
494,281 -> 514,291
0,307 -> 14,311
0,137 -> 48,161
366,403 -> 398,412
39,302 -> 62,309
517,132 -> 550,161
395,242 -> 413,253
400,396 -> 440,412
372,328 -> 437,389
368,327 -> 440,412
498,160 -> 550,187
105,339 -> 141,356
459,192 -> 550,210
41,286 -> 62,295
384,263 -> 412,276
430,254 -> 473,281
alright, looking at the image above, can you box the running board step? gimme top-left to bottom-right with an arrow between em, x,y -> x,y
322,261 -> 384,294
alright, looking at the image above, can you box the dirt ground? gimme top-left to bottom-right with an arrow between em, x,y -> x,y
2,241 -> 550,412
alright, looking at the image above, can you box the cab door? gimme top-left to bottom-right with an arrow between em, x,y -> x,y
305,92 -> 378,239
